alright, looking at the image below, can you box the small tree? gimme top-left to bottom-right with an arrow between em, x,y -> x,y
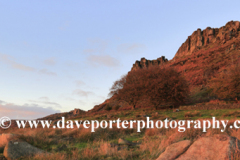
109,66 -> 189,110
109,69 -> 147,109
145,66 -> 189,109
109,75 -> 126,97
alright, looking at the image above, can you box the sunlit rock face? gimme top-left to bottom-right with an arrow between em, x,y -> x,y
174,21 -> 240,59
131,56 -> 168,71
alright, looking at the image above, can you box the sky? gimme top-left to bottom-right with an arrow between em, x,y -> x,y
0,0 -> 240,119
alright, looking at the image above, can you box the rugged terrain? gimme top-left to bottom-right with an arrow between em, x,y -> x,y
91,20 -> 240,113
1,20 -> 240,160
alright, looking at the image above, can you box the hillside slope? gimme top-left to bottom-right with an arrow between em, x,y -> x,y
90,21 -> 240,112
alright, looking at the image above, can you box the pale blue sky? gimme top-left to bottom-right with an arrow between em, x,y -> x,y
0,1 -> 240,119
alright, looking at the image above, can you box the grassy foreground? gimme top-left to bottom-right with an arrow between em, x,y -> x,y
2,104 -> 240,160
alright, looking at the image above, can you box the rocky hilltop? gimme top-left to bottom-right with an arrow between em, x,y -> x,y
38,108 -> 86,120
131,21 -> 240,72
174,21 -> 240,58
131,56 -> 168,71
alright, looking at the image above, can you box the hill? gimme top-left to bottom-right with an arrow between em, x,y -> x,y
91,20 -> 240,112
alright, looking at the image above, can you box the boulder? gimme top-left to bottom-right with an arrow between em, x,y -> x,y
173,109 -> 180,112
3,140 -> 45,160
176,134 -> 240,160
156,140 -> 191,160
142,114 -> 151,118
0,134 -> 17,150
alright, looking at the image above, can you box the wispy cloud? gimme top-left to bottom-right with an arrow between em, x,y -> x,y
0,53 -> 35,72
118,43 -> 145,54
72,89 -> 94,97
39,69 -> 57,76
0,53 -> 57,76
82,39 -> 120,67
87,55 -> 120,67
0,100 -> 61,119
75,80 -> 86,86
44,57 -> 56,66
29,97 -> 61,108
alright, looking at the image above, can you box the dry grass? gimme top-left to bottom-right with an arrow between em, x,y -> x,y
140,136 -> 163,159
223,111 -> 240,117
184,111 -> 201,118
145,128 -> 159,137
31,153 -> 67,160
3,117 -> 240,159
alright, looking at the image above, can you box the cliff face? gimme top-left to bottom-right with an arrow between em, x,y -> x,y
131,21 -> 240,71
174,21 -> 240,59
131,56 -> 168,71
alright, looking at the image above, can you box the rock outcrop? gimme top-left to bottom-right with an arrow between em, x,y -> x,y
0,134 -> 18,150
174,21 -> 240,59
156,140 -> 191,160
3,140 -> 46,160
176,134 -> 240,160
70,108 -> 85,116
131,56 -> 168,71
157,135 -> 240,160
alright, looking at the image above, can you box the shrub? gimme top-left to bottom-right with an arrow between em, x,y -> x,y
145,66 -> 189,109
109,69 -> 148,109
104,105 -> 112,111
109,66 -> 189,110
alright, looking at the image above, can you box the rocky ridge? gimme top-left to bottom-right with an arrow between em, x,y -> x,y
131,21 -> 240,72
175,21 -> 240,59
131,56 -> 168,71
